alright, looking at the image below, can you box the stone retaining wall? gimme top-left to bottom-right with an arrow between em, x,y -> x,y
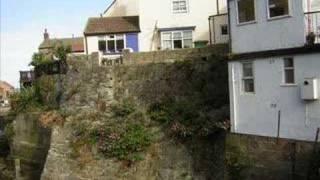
226,133 -> 318,180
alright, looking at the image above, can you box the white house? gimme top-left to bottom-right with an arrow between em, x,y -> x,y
228,0 -> 320,141
84,0 -> 228,58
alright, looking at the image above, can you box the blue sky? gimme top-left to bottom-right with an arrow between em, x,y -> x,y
0,0 -> 113,87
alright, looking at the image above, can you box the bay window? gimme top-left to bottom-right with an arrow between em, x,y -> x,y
236,0 -> 256,24
268,0 -> 289,18
161,30 -> 193,50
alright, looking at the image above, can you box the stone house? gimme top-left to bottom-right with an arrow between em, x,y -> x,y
228,0 -> 320,141
84,0 -> 229,59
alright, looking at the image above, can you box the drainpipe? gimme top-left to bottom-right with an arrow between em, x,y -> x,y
209,17 -> 213,45
227,0 -> 232,53
216,0 -> 220,15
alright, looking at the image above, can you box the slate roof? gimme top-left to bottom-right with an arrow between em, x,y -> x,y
39,37 -> 84,52
84,16 -> 140,35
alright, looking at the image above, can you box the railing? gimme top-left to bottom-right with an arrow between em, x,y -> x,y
305,11 -> 320,44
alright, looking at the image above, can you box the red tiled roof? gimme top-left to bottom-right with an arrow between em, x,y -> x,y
0,81 -> 15,90
84,16 -> 140,35
39,37 -> 84,53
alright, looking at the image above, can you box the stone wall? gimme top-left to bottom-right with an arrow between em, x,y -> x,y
41,46 -> 229,180
13,113 -> 51,180
226,133 -> 318,180
122,44 -> 228,65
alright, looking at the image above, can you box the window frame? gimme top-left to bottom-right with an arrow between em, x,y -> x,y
160,30 -> 193,50
242,61 -> 255,93
97,34 -> 126,54
236,0 -> 257,25
283,57 -> 295,85
172,0 -> 189,14
267,0 -> 291,20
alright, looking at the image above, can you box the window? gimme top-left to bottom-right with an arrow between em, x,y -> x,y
98,40 -> 106,52
98,34 -> 125,53
242,62 -> 255,93
236,0 -> 256,24
283,58 -> 294,84
268,0 -> 289,18
172,0 -> 188,13
161,30 -> 193,50
221,25 -> 228,35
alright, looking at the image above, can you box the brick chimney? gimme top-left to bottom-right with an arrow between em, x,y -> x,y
44,29 -> 49,40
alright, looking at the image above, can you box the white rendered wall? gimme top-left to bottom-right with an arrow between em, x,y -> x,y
103,0 -> 139,17
229,0 -> 306,53
229,53 -> 320,142
210,15 -> 229,44
85,36 -> 99,55
138,0 -> 226,51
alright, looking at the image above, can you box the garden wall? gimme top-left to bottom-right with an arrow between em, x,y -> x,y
226,133 -> 318,180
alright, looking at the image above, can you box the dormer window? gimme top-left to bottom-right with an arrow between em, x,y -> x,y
268,0 -> 289,18
172,0 -> 188,13
236,0 -> 256,24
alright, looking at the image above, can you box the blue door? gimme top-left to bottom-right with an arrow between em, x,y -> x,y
126,33 -> 139,52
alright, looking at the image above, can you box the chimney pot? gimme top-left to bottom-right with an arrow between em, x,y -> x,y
44,28 -> 49,40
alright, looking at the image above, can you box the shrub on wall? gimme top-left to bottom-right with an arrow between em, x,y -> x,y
70,99 -> 152,164
146,55 -> 230,138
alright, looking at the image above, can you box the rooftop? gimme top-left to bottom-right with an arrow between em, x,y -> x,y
39,37 -> 84,53
84,16 -> 140,35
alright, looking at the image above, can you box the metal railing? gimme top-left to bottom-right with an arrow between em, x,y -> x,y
305,11 -> 320,44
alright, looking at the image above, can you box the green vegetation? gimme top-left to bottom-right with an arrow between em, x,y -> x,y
70,100 -> 152,163
146,56 -> 230,138
10,76 -> 57,114
30,44 -> 71,67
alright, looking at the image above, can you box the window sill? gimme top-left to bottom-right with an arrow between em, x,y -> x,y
280,83 -> 298,87
237,20 -> 257,27
172,11 -> 188,14
241,92 -> 255,95
267,15 -> 291,21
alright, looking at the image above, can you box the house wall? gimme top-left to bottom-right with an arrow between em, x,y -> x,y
138,0 -> 225,51
229,53 -> 320,141
103,0 -> 139,17
229,0 -> 306,53
210,14 -> 229,44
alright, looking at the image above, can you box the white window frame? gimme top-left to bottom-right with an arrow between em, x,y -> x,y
283,57 -> 295,85
160,30 -> 193,50
98,34 -> 126,54
236,0 -> 257,25
267,0 -> 291,20
172,0 -> 189,14
242,61 -> 255,93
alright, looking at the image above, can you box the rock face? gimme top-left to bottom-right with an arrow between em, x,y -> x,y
12,113 -> 51,180
41,51 -> 227,180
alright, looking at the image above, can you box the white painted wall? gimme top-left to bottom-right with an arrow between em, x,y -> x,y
139,0 -> 225,51
210,14 -> 229,44
229,53 -> 320,141
229,0 -> 306,53
86,36 -> 99,55
104,0 -> 139,17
